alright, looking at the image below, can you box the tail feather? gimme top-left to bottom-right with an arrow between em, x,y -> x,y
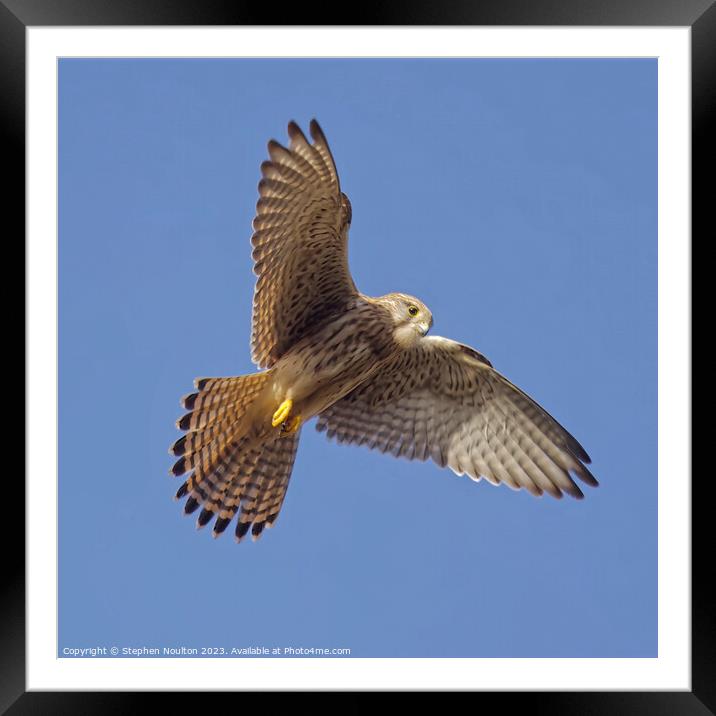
169,371 -> 300,542
179,436 -> 253,520
177,398 -> 250,433
182,376 -> 256,412
175,373 -> 270,433
253,435 -> 299,529
170,416 -> 239,459
233,431 -> 300,542
171,371 -> 270,478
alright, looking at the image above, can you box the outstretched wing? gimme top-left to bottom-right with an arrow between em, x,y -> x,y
316,336 -> 597,499
250,119 -> 357,369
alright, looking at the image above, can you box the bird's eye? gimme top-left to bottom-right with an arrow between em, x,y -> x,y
408,305 -> 419,317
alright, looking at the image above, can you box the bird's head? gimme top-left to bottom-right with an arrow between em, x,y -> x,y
382,293 -> 433,348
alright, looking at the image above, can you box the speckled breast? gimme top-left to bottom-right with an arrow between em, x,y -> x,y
271,299 -> 397,418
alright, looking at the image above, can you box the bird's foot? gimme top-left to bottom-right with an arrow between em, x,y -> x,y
271,398 -> 293,428
281,415 -> 302,436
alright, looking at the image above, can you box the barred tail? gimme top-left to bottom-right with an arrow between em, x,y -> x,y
169,373 -> 300,542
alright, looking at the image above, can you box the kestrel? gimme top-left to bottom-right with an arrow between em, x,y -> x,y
170,119 -> 597,543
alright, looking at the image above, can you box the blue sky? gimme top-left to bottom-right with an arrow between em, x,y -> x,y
58,58 -> 657,658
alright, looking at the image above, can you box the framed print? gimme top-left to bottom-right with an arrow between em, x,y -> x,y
10,0 -> 707,710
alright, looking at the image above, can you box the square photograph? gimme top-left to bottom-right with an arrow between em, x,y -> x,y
58,57 -> 657,659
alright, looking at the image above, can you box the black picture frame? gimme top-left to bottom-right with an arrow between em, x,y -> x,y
8,0 -> 707,711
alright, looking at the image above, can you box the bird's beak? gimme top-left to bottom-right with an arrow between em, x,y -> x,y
421,317 -> 433,336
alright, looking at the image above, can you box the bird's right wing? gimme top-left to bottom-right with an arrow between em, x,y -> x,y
250,120 -> 358,369
316,336 -> 597,498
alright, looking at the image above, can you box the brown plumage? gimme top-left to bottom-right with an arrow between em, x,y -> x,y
169,119 -> 597,543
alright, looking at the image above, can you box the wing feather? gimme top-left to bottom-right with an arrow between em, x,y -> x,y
316,336 -> 596,499
250,120 -> 357,369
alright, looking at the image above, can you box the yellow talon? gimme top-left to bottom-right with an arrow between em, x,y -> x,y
282,415 -> 302,435
272,398 -> 293,428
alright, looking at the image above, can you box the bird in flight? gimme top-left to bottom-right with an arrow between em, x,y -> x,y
170,119 -> 597,543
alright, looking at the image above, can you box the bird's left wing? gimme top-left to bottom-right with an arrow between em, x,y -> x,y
316,336 -> 597,498
250,120 -> 358,369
